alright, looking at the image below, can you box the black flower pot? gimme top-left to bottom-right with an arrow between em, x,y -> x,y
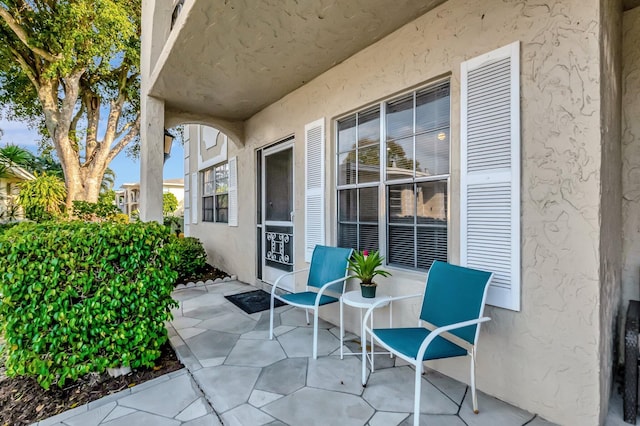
360,283 -> 377,298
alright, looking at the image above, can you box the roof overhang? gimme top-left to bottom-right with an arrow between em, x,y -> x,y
149,0 -> 447,122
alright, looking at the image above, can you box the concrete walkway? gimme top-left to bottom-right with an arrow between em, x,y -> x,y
35,280 -> 559,426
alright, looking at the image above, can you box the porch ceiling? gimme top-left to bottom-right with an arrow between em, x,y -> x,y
149,0 -> 447,122
625,0 -> 640,11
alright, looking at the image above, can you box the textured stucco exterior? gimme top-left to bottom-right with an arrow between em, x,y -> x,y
144,0 -> 628,424
598,0 -> 623,422
622,6 -> 640,329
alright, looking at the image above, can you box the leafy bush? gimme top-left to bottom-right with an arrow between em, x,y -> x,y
170,236 -> 207,279
72,200 -> 120,221
0,221 -> 178,389
17,172 -> 66,221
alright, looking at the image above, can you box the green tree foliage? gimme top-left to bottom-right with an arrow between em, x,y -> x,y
0,221 -> 178,389
0,1 -> 141,207
163,192 -> 178,215
16,172 -> 66,221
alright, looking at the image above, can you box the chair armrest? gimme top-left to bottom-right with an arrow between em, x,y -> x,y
416,317 -> 491,361
314,276 -> 351,306
362,293 -> 423,329
271,268 -> 310,295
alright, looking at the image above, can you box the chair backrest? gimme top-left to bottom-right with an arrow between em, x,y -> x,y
420,261 -> 493,345
307,245 -> 353,292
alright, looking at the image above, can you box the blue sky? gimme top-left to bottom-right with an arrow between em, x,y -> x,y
0,117 -> 184,188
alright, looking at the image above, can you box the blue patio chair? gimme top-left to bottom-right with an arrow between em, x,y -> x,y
361,261 -> 493,426
269,245 -> 353,359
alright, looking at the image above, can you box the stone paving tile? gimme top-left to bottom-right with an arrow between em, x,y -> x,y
101,406 -> 136,423
280,307 -> 335,329
117,374 -> 200,418
306,356 -> 366,395
171,316 -> 203,330
400,414 -> 467,426
192,365 -> 261,413
225,338 -> 286,367
255,357 -> 308,395
183,329 -> 239,359
277,327 -> 340,358
423,367 -> 468,406
368,411 -> 410,426
458,389 -> 535,426
100,411 -> 179,426
62,402 -> 115,426
175,398 -> 210,422
181,414 -> 223,426
527,416 -> 560,426
263,387 -> 375,426
248,390 -> 283,408
172,288 -> 208,302
197,311 -> 257,334
177,327 -> 208,340
363,367 -> 458,415
220,403 -> 275,426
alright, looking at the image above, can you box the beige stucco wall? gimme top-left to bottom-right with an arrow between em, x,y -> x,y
182,0 -> 610,423
599,1 -> 623,422
622,7 -> 640,338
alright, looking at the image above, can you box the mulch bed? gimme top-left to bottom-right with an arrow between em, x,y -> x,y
0,340 -> 183,426
176,263 -> 229,285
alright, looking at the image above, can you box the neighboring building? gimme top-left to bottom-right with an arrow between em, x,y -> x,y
140,1 -> 640,424
0,163 -> 34,221
117,179 -> 184,217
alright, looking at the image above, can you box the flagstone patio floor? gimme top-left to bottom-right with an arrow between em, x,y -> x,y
34,280 -> 602,425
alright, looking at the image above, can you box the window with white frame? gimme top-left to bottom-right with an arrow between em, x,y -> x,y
336,81 -> 450,271
202,162 -> 229,223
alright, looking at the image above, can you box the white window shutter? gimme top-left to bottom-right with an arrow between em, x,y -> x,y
191,172 -> 198,224
228,156 -> 238,227
460,41 -> 520,311
305,118 -> 325,262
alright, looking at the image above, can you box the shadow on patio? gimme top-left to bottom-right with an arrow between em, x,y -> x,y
170,280 -> 552,426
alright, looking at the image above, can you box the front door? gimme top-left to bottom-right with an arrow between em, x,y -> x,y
261,141 -> 294,291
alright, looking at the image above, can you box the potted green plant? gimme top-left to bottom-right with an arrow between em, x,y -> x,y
347,249 -> 391,298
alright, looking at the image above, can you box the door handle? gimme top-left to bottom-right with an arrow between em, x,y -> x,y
290,211 -> 295,220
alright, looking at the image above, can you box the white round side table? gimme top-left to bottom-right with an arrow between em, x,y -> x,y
339,290 -> 393,372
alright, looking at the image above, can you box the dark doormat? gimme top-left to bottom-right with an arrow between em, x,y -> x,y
225,289 -> 286,314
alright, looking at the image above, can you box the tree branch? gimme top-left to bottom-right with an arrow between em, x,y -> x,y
0,6 -> 61,62
106,114 -> 140,164
7,45 -> 39,89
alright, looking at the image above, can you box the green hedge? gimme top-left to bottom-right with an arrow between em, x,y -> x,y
170,236 -> 207,279
0,221 -> 178,389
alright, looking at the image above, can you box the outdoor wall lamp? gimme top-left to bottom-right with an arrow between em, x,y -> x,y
164,129 -> 175,164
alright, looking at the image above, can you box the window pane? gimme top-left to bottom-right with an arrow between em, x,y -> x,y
358,107 -> 380,147
265,148 -> 293,222
338,223 -> 357,249
215,163 -> 229,194
415,131 -> 449,177
338,116 -> 356,153
416,83 -> 450,133
338,189 -> 357,222
386,95 -> 413,141
417,227 -> 448,269
359,224 -> 379,253
203,168 -> 214,196
338,151 -> 357,186
359,187 -> 378,223
386,136 -> 414,181
388,225 -> 415,268
416,181 -> 447,225
388,184 -> 415,224
203,196 -> 214,222
358,144 -> 380,183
